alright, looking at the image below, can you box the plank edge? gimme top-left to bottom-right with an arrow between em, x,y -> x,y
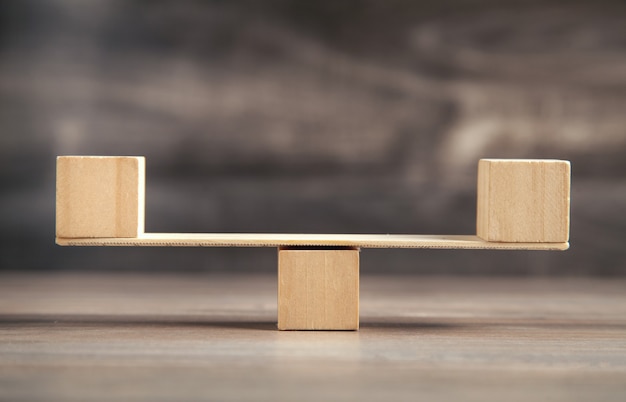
56,234 -> 569,250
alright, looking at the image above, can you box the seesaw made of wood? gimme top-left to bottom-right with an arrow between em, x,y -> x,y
56,156 -> 571,330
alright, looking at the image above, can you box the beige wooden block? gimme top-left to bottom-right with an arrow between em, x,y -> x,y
477,159 -> 570,243
56,156 -> 145,238
278,248 -> 359,330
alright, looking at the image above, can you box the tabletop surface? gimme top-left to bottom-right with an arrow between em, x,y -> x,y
1,273 -> 624,401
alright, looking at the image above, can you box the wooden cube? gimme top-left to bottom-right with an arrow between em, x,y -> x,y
56,156 -> 145,238
477,159 -> 570,243
278,248 -> 359,330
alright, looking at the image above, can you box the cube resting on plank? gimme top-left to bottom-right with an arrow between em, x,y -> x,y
56,156 -> 145,238
477,159 -> 570,243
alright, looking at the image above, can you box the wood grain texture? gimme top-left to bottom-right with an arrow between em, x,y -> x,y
56,156 -> 145,238
56,233 -> 569,250
477,159 -> 570,243
278,248 -> 359,330
1,273 -> 625,402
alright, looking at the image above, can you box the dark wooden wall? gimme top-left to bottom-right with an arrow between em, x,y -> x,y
1,0 -> 625,274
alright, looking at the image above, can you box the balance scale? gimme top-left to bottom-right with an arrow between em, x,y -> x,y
56,156 -> 571,330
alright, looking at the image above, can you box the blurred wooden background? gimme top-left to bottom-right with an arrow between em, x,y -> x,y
1,0 -> 625,274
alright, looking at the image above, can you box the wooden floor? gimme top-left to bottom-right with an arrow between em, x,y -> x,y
1,273 -> 625,401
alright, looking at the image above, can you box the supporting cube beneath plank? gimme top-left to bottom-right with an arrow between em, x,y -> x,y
477,159 -> 570,243
278,247 -> 360,330
56,156 -> 145,238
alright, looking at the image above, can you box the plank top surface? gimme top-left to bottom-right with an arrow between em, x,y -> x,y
56,233 -> 569,250
0,273 -> 624,401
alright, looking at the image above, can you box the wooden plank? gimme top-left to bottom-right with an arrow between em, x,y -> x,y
477,159 -> 570,242
56,233 -> 569,250
56,156 -> 145,238
278,248 -> 359,330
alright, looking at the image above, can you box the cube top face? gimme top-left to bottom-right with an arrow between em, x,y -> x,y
56,156 -> 145,238
477,159 -> 570,243
278,249 -> 359,330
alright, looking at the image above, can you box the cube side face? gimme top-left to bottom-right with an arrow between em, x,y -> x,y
476,160 -> 491,241
56,156 -> 145,238
278,249 -> 359,330
477,159 -> 570,243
